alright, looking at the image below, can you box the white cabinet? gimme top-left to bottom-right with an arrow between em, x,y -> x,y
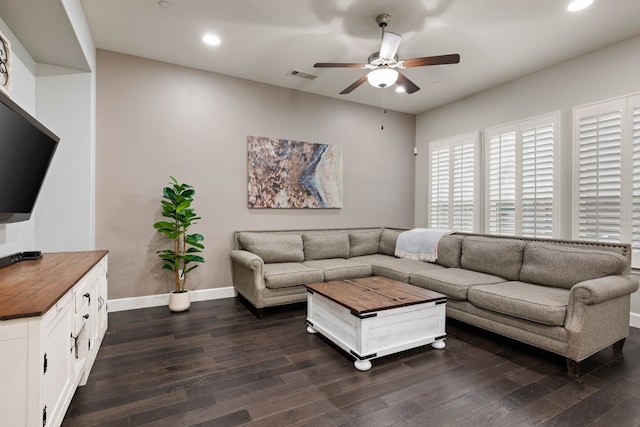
0,251 -> 108,427
41,291 -> 75,427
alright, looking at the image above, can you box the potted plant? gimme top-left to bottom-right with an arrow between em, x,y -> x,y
153,176 -> 205,311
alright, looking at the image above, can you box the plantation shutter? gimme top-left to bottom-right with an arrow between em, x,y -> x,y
487,130 -> 517,235
427,132 -> 479,231
576,103 -> 623,243
521,122 -> 555,237
632,100 -> 640,254
486,113 -> 558,237
429,144 -> 450,229
452,138 -> 476,232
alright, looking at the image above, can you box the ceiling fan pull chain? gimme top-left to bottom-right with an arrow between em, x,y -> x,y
381,87 -> 387,130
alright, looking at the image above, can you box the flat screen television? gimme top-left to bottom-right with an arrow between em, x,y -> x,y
0,90 -> 59,223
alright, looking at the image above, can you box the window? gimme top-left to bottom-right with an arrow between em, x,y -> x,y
574,94 -> 640,266
427,132 -> 479,231
485,113 -> 558,238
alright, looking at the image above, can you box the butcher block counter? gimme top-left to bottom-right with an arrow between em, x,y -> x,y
0,250 -> 108,320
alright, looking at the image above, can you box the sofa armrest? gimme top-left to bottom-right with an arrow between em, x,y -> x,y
230,250 -> 264,271
570,274 -> 639,305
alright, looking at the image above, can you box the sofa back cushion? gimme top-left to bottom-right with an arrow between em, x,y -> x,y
303,232 -> 350,260
349,230 -> 382,257
237,232 -> 304,263
461,237 -> 526,280
379,228 -> 403,256
519,242 -> 629,289
436,234 -> 464,268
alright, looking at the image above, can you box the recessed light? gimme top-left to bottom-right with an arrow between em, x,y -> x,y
202,34 -> 221,46
567,0 -> 593,12
395,86 -> 406,93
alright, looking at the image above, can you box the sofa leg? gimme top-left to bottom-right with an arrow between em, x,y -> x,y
236,293 -> 264,318
566,358 -> 580,377
613,338 -> 626,352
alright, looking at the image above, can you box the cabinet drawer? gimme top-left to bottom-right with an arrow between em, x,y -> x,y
74,280 -> 92,313
74,304 -> 91,334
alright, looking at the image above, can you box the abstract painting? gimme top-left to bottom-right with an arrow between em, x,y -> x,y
247,136 -> 343,208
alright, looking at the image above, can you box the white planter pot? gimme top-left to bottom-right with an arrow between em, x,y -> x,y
168,290 -> 190,312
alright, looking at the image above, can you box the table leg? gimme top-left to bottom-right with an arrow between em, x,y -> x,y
354,359 -> 372,371
431,340 -> 446,349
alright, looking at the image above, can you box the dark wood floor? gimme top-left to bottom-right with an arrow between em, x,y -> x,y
63,298 -> 640,427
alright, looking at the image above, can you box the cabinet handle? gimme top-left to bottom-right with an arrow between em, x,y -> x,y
83,314 -> 90,320
84,292 -> 91,305
43,352 -> 48,374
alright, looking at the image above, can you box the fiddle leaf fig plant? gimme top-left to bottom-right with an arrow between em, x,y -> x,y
153,176 -> 205,293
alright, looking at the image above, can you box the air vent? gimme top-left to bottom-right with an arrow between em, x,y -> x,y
287,69 -> 318,80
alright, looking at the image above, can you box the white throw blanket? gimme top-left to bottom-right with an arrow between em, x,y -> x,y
395,228 -> 454,262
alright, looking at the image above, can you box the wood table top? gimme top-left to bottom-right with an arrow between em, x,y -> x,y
305,276 -> 446,315
0,251 -> 108,321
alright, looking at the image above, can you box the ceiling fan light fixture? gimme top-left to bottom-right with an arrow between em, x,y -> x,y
202,34 -> 221,46
367,68 -> 399,88
567,0 -> 593,11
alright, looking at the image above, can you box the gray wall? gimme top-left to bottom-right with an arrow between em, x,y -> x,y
415,34 -> 640,323
95,50 -> 416,300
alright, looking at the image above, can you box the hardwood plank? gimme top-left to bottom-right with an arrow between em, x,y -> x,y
63,298 -> 640,427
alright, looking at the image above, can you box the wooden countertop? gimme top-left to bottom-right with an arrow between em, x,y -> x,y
0,250 -> 108,321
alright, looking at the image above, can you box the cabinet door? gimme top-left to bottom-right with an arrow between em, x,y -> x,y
98,258 -> 108,337
42,299 -> 74,427
0,322 -> 29,426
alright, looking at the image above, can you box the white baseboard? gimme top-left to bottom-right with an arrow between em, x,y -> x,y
107,286 -> 236,313
630,311 -> 640,329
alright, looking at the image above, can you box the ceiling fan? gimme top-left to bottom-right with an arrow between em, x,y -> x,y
314,14 -> 460,95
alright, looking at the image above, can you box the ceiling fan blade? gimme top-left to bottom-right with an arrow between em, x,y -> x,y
396,72 -> 420,94
402,53 -> 460,68
380,31 -> 402,60
314,62 -> 365,68
339,75 -> 369,94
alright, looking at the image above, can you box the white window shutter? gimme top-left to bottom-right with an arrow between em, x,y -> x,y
452,139 -> 476,232
429,144 -> 450,229
428,132 -> 479,231
486,114 -> 558,237
632,101 -> 640,254
576,106 -> 623,243
487,130 -> 517,235
521,122 -> 555,237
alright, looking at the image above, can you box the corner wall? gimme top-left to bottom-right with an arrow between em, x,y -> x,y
95,50 -> 416,300
415,34 -> 640,325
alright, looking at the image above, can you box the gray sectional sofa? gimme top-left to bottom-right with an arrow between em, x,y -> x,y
230,227 -> 639,375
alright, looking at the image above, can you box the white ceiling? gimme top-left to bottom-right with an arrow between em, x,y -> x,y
6,0 -> 640,114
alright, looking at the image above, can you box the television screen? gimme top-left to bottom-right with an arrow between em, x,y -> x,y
0,91 -> 59,223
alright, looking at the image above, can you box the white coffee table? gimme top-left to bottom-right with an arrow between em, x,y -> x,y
306,276 -> 447,371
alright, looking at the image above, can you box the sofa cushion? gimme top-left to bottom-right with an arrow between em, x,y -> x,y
371,258 -> 444,283
519,242 -> 629,289
237,232 -> 304,263
303,233 -> 350,260
461,237 -> 526,281
349,230 -> 382,257
263,263 -> 324,289
379,228 -> 403,256
436,234 -> 464,268
410,268 -> 506,301
303,259 -> 372,281
468,282 -> 570,326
